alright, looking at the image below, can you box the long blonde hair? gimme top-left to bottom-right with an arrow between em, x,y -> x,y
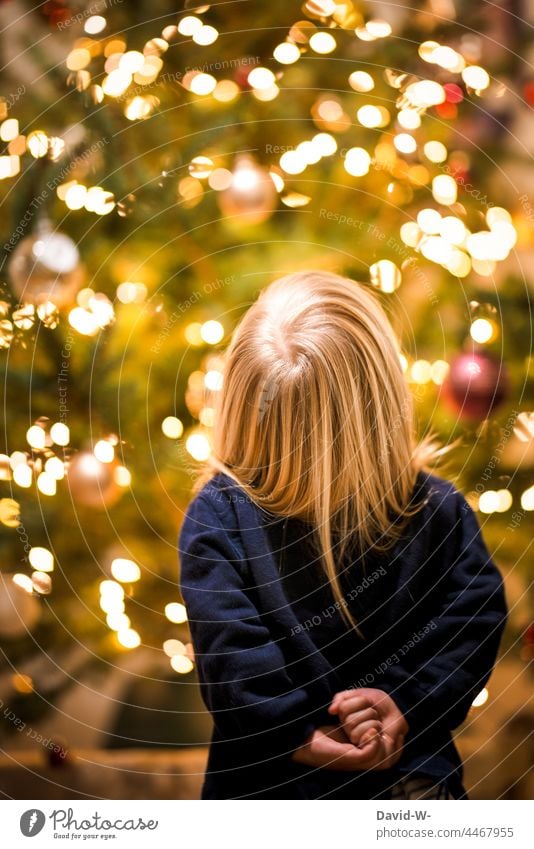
200,270 -> 438,628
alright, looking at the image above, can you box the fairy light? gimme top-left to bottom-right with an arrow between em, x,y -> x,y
423,141 -> 447,163
398,110 -> 421,130
114,466 -> 131,487
165,602 -> 187,624
185,323 -> 204,346
0,119 -> 19,141
0,155 -> 20,178
85,15 -> 106,34
309,32 -> 336,54
279,150 -> 306,174
29,547 -> 54,572
170,655 -> 194,674
111,558 -> 141,583
348,71 -> 374,92
400,222 -> 421,247
417,209 -> 442,235
201,320 -> 224,344
520,486 -> 534,510
66,48 -> 91,71
65,183 -> 87,210
297,141 -> 321,165
13,574 -> 33,593
103,69 -> 132,97
213,80 -> 240,103
189,73 -> 217,95
311,133 -> 337,156
430,360 -> 449,385
479,491 -> 500,514
273,42 -> 300,64
404,80 -> 445,109
94,440 -> 114,463
411,360 -> 432,384
420,236 -> 452,264
117,628 -> 141,649
432,174 -> 457,205
37,472 -> 56,496
432,46 -> 465,72
119,51 -> 145,74
394,133 -> 417,154
163,639 -> 186,657
472,688 -> 489,708
26,425 -> 46,450
50,422 -> 70,446
106,612 -> 130,631
32,571 -> 52,595
344,147 -> 371,177
178,15 -> 202,36
162,416 -> 184,439
470,318 -> 494,343
204,370 -> 223,391
186,432 -> 211,461
252,84 -> 279,102
486,207 -> 512,227
248,67 -> 276,90
13,464 -> 32,488
366,19 -> 392,38
462,66 -> 490,91
27,131 -> 48,158
357,105 -> 389,128
192,25 -> 219,46
439,216 -> 467,245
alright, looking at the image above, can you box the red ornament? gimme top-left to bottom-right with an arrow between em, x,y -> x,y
441,351 -> 508,420
435,102 -> 458,120
444,83 -> 463,104
523,82 -> 534,106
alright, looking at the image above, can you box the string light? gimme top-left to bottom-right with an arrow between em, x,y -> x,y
348,71 -> 374,92
309,32 -> 336,54
165,602 -> 187,623
273,42 -> 300,64
162,417 -> 184,439
29,547 -> 54,572
111,558 -> 141,583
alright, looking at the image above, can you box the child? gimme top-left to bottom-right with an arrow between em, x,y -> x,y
179,270 -> 507,800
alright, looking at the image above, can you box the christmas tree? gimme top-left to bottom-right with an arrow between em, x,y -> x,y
0,0 -> 532,785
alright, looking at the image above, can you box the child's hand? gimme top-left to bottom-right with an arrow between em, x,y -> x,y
291,724 -> 384,772
328,688 -> 408,770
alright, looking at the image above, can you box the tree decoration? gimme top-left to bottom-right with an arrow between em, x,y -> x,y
442,351 -> 509,421
66,451 -> 122,509
0,574 -> 41,639
7,224 -> 84,306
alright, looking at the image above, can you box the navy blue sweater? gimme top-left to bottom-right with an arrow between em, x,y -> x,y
179,471 -> 507,799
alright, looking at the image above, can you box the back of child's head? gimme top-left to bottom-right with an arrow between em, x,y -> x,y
206,270 -> 436,624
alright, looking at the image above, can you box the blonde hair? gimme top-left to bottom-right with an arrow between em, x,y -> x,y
199,270 -> 438,630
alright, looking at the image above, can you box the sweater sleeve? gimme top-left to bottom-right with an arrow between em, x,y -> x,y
179,493 -> 318,759
378,491 -> 507,732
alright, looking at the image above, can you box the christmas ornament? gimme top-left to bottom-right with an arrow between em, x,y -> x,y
217,156 -> 277,225
67,452 -> 122,509
8,224 -> 84,306
0,574 -> 41,639
442,351 -> 509,420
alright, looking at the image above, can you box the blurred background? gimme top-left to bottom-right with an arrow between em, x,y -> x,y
0,0 -> 532,800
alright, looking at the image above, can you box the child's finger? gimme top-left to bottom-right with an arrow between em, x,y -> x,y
328,690 -> 355,714
336,695 -> 374,722
348,719 -> 382,747
342,707 -> 379,731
